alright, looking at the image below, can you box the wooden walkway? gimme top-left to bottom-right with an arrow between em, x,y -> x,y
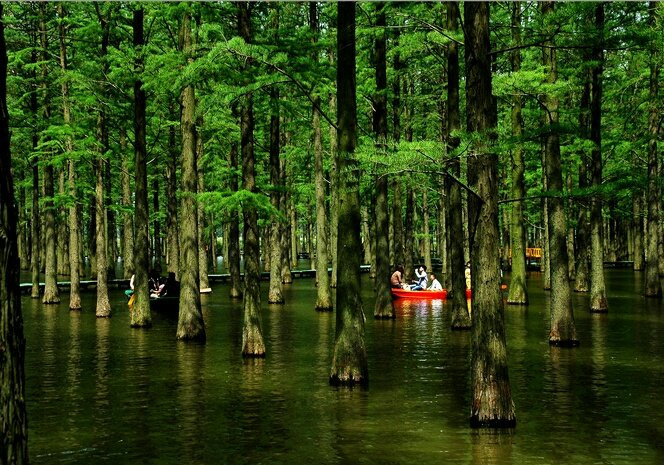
20,265 -> 371,295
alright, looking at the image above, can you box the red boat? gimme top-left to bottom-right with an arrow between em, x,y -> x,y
391,288 -> 448,299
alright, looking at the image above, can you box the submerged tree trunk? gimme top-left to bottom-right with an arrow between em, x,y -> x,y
58,4 -> 81,310
465,2 -> 516,427
542,1 -> 577,345
40,3 -> 60,304
239,3 -> 264,356
507,2 -> 528,306
330,2 -> 368,386
268,85 -> 284,303
0,7 -> 30,460
372,2 -> 393,319
121,128 -> 134,279
177,11 -> 205,341
645,1 -> 661,297
131,7 -> 151,327
589,4 -> 608,312
228,141 -> 243,299
446,1 -> 470,329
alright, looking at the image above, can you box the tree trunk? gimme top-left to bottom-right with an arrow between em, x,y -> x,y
404,188 -> 415,281
423,191 -> 432,272
228,141 -> 243,298
507,1 -> 528,305
575,62 -> 591,293
177,11 -> 205,341
268,85 -> 284,303
131,7 -> 151,327
280,156 -> 292,285
40,3 -> 60,304
541,148 -> 551,291
30,38 -> 40,299
465,1 -> 516,427
290,193 -> 297,267
541,1 -> 577,345
57,169 -> 68,276
58,4 -> 81,310
645,1 -> 661,297
166,108 -> 179,277
121,127 -> 134,279
566,169 -> 576,280
197,118 -> 209,291
330,2 -> 368,386
392,30 -> 403,270
446,1 -> 471,329
632,194 -> 644,270
152,178 -> 160,266
0,7 -> 30,460
95,11 -> 111,318
589,4 -> 608,312
329,90 -> 338,288
239,3 -> 264,356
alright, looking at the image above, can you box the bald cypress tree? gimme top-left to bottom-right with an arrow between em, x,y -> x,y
330,1 -> 368,386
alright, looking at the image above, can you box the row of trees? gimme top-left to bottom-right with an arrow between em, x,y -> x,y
3,2 -> 664,458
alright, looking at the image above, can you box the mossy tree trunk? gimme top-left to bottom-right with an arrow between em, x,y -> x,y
58,4 -> 81,310
645,1 -> 661,297
541,149 -> 550,291
40,3 -> 60,304
373,2 -> 393,319
404,188 -> 415,282
228,141 -> 243,299
239,2 -> 265,356
507,1 -> 528,306
566,169 -> 576,280
166,111 -> 179,278
280,156 -> 293,285
0,7 -> 30,460
268,84 -> 284,303
30,36 -> 40,299
95,7 -> 111,318
445,1 -> 471,329
465,2 -> 516,428
131,7 -> 151,328
177,11 -> 205,341
329,90 -> 338,288
542,1 -> 577,345
196,117 -> 209,291
121,128 -> 134,279
574,64 -> 591,293
632,192 -> 644,271
589,4 -> 608,312
330,1 -> 368,386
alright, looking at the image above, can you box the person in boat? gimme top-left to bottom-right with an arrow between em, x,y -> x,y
410,265 -> 428,291
465,261 -> 471,289
391,264 -> 406,289
160,272 -> 179,297
149,270 -> 165,298
428,273 -> 443,291
125,274 -> 135,299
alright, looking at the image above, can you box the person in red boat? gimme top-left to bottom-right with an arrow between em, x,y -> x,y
428,273 -> 443,291
391,264 -> 405,289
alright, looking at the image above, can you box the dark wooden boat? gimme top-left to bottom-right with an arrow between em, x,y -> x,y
150,295 -> 179,312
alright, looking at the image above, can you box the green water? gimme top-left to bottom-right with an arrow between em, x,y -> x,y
22,270 -> 664,464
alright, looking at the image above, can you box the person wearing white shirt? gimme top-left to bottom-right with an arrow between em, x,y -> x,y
428,273 -> 443,291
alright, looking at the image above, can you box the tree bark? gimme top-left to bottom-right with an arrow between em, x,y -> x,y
268,85 -> 284,302
177,11 -> 205,341
633,192 -> 644,271
589,4 -> 608,311
40,3 -> 60,304
372,2 -> 393,319
58,4 -> 81,310
541,148 -> 550,291
228,141 -> 243,298
507,1 -> 528,305
131,7 -> 151,327
152,178 -> 160,265
541,1 -> 577,345
566,169 -> 576,280
239,3 -> 265,356
30,32 -> 40,298
423,191 -> 432,272
56,169 -> 68,276
575,59 -> 591,293
330,2 -> 368,386
166,110 -> 179,278
0,6 -> 30,460
329,90 -> 338,288
465,1 -> 515,427
645,1 -> 661,297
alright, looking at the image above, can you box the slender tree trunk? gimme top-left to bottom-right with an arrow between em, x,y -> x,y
239,3 -> 264,356
228,141 -> 243,298
633,192 -> 644,271
280,156 -> 292,285
0,7 -> 30,460
58,4 -> 81,310
57,170 -> 68,276
290,194 -> 297,267
131,7 -> 151,327
177,11 -> 205,341
372,2 -> 393,318
566,169 -> 576,280
423,191 -> 432,272
589,4 -> 608,312
507,1 -> 528,305
268,85 -> 284,302
645,1 -> 661,297
152,178 -> 160,265
197,118 -> 209,291
167,111 -> 179,278
88,196 -> 96,278
329,90 -> 338,288
465,2 -> 515,427
541,148 -> 551,291
445,2 -> 471,329
404,188 -> 415,281
121,128 -> 134,279
30,42 -> 40,299
542,1 -> 577,345
330,2 -> 368,386
575,64 -> 591,292
95,11 -> 111,318
40,3 -> 60,304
